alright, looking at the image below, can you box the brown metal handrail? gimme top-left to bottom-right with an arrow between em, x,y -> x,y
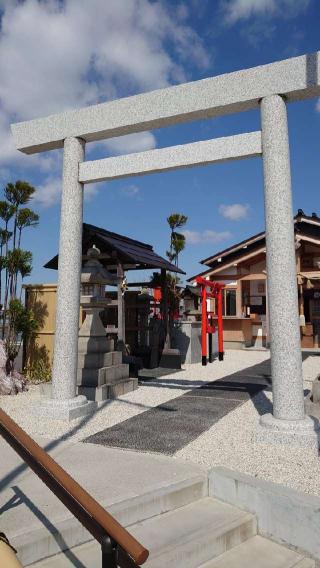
0,408 -> 149,567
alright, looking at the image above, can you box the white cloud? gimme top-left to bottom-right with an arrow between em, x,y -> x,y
219,203 -> 250,220
183,230 -> 232,245
222,0 -> 310,23
33,178 -> 62,208
121,184 -> 140,197
89,132 -> 157,157
33,177 -> 99,207
0,0 -> 209,172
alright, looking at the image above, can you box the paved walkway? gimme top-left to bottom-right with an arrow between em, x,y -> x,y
86,360 -> 271,454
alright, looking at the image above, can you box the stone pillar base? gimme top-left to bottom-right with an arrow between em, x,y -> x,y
32,395 -> 97,421
255,413 -> 319,453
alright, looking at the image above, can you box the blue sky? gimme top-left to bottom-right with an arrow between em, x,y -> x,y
0,0 -> 319,285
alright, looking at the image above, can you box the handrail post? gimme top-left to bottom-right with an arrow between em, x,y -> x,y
101,535 -> 118,568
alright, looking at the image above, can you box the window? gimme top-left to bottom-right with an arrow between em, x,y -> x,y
223,289 -> 236,316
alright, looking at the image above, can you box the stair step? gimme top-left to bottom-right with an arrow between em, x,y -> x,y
14,470 -> 206,566
199,536 -> 315,568
130,497 -> 256,567
29,498 -> 256,567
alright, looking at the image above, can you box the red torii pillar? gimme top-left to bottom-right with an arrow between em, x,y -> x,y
196,277 -> 225,366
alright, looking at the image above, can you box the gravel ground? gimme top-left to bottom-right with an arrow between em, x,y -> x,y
1,349 -> 319,496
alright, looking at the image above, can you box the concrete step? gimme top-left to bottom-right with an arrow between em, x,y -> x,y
130,497 -> 256,567
29,498 -> 256,567
199,535 -> 315,567
9,449 -> 207,566
79,377 -> 138,401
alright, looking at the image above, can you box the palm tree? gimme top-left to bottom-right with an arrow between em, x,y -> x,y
4,249 -> 32,299
0,228 -> 12,307
17,208 -> 39,248
166,213 -> 188,267
171,232 -> 186,268
5,181 -> 36,248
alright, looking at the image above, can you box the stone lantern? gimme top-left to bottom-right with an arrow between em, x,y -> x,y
77,246 -> 136,401
78,244 -> 116,353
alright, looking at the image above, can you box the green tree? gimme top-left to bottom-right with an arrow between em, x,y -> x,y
166,213 -> 188,267
17,208 -> 39,248
0,180 -> 39,381
0,228 -> 12,307
5,298 -> 38,375
5,180 -> 36,248
4,249 -> 33,299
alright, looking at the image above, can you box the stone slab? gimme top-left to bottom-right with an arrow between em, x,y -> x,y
85,370 -> 266,454
209,466 -> 320,561
78,377 -> 138,401
84,393 -> 240,455
11,51 -> 320,154
79,132 -> 262,183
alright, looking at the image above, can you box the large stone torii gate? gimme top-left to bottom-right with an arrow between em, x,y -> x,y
12,51 -> 320,450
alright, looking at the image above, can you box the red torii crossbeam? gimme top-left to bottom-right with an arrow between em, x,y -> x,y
196,277 -> 225,366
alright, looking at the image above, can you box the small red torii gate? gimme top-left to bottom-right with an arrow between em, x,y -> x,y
196,276 -> 225,366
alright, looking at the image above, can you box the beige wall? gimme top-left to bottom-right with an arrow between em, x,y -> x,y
24,284 -> 57,372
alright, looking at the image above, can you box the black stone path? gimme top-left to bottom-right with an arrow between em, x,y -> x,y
85,360 -> 272,455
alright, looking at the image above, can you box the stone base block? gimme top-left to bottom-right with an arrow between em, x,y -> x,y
78,363 -> 129,387
77,351 -> 113,370
159,348 -> 181,369
78,336 -> 114,354
79,378 -> 138,402
32,395 -> 97,421
255,413 -> 319,453
77,350 -> 123,370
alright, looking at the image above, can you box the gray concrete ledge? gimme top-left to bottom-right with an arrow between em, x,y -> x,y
11,51 -> 320,154
79,132 -> 261,184
209,466 -> 320,561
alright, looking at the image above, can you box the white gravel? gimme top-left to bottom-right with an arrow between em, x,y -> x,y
1,350 -> 319,496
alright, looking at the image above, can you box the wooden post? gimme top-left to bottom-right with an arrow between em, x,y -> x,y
117,263 -> 125,354
161,269 -> 170,349
217,287 -> 224,361
236,279 -> 242,317
201,284 -> 207,366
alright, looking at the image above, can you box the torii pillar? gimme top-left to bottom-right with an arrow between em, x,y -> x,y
257,95 -> 318,449
35,137 -> 96,419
